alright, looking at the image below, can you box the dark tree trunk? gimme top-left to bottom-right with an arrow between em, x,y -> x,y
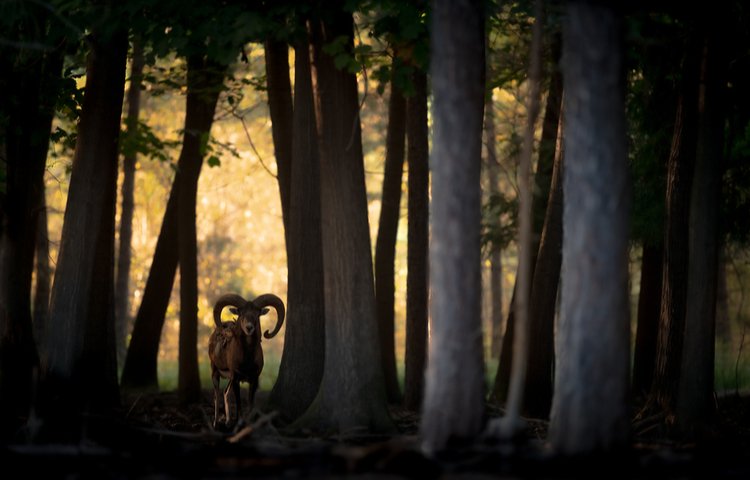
294,11 -> 392,434
0,30 -> 63,438
41,30 -> 128,431
549,1 -> 630,454
491,29 -> 562,405
522,112 -> 563,419
33,190 -> 51,350
651,33 -> 702,417
677,26 -> 727,436
122,58 -> 224,394
121,183 -> 178,390
267,32 -> 326,422
375,58 -> 407,405
178,56 -> 225,405
420,0 -> 485,453
403,69 -> 429,412
116,40 -> 145,367
264,40 -> 293,242
632,241 -> 664,398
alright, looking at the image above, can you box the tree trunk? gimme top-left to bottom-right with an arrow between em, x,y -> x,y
484,45 -> 503,360
120,182 -> 179,390
403,69 -> 429,412
293,11 -> 393,434
677,26 -> 727,436
491,28 -> 562,405
549,1 -> 630,454
116,40 -> 145,368
420,0 -> 485,453
522,111 -> 563,419
41,30 -> 128,430
178,56 -> 225,405
0,30 -> 63,437
264,40 -> 293,243
375,58 -> 407,405
715,248 -> 730,344
33,190 -> 51,350
651,33 -> 702,417
267,32 -> 326,422
632,241 -> 664,398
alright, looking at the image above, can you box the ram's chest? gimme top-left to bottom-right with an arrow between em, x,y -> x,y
209,328 -> 263,379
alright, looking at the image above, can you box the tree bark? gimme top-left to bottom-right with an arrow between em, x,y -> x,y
178,56 -> 225,405
116,40 -> 145,368
491,27 -> 562,405
632,241 -> 664,398
403,69 -> 429,412
0,28 -> 63,437
375,58 -> 407,405
293,11 -> 393,434
549,1 -> 630,454
264,40 -> 293,243
41,29 -> 128,430
677,26 -> 727,436
267,32 -> 326,422
522,111 -> 563,419
420,0 -> 485,453
120,182 -> 179,390
651,32 -> 702,418
33,194 -> 51,350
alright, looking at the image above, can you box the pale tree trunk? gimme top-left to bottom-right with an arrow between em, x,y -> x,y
42,29 -> 128,429
677,25 -> 727,436
549,1 -> 630,454
178,56 -> 225,405
420,0 -> 485,453
375,57 -> 406,404
651,32 -> 702,417
403,69 -> 429,412
294,11 -> 392,433
267,32 -> 326,422
116,40 -> 145,367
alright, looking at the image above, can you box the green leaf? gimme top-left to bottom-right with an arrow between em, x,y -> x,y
207,155 -> 221,168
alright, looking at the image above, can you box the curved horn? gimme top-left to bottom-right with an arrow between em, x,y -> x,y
213,293 -> 247,328
253,293 -> 285,339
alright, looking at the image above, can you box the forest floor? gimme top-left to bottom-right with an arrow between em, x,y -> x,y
2,390 -> 749,478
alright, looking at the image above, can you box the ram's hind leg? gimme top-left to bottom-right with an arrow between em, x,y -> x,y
233,378 -> 242,424
212,367 -> 221,428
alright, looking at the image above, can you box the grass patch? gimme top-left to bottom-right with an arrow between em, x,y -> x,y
157,351 -> 282,392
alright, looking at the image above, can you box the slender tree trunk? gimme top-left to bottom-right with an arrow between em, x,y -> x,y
33,191 -> 51,350
375,58 -> 407,404
0,30 -> 63,438
484,46 -> 503,359
41,29 -> 128,430
116,40 -> 145,368
294,11 -> 393,433
632,241 -> 664,398
421,0 -> 485,453
651,33 -> 702,417
403,69 -> 429,412
523,112 -> 563,419
549,1 -> 630,454
264,40 -> 293,242
677,26 -> 727,436
267,32 -> 326,422
121,183 -> 178,390
178,56 -> 225,405
492,28 -> 562,404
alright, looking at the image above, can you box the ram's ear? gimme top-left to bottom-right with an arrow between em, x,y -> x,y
261,308 -> 269,316
229,307 -> 239,315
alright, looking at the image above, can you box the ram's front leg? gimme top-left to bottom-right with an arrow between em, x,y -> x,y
248,376 -> 259,413
232,377 -> 242,425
